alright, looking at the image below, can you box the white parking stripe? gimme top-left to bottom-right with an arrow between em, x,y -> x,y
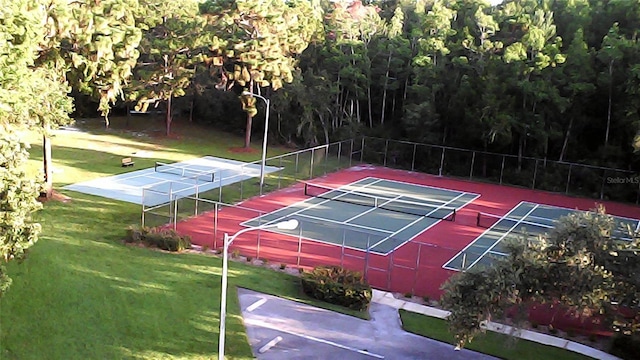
258,336 -> 283,353
246,298 -> 267,312
244,318 -> 385,359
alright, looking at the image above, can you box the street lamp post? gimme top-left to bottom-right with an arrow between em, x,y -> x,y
242,91 -> 270,195
218,219 -> 299,360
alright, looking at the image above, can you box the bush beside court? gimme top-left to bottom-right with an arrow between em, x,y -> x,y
301,265 -> 372,311
125,225 -> 192,252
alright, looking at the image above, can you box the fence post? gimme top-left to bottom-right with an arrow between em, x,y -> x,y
566,164 -> 572,194
439,147 -> 446,176
532,159 -> 539,189
383,139 -> 389,167
297,225 -> 303,268
499,156 -> 505,185
256,229 -> 261,260
360,137 -> 365,163
469,151 -> 476,180
324,145 -> 329,175
218,174 -> 223,202
213,203 -> 219,249
411,143 -> 417,171
349,139 -> 354,167
600,169 -> 606,200
411,244 -> 422,295
340,231 -> 346,268
309,148 -> 315,179
277,156 -> 283,189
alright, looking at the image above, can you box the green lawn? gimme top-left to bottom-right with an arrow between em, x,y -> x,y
1,117 -> 364,360
399,310 -> 591,360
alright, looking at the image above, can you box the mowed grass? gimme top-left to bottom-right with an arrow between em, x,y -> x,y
399,310 -> 591,360
0,117 -> 363,360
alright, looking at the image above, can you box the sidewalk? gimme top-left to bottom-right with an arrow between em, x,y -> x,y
371,289 -> 620,360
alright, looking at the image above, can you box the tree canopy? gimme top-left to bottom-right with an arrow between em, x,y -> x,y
441,206 -> 640,348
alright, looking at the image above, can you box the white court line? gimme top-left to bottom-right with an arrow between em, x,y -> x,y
242,179 -> 386,229
367,192 -> 466,251
295,212 -> 394,235
246,298 -> 268,312
464,204 -> 540,271
366,176 -> 481,197
341,194 -> 406,223
244,318 -> 385,359
442,200 -> 530,271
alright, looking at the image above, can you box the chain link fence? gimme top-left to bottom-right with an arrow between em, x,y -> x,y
142,138 -> 361,227
359,137 -> 639,204
168,196 -> 477,298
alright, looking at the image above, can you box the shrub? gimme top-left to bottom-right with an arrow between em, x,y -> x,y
246,256 -> 253,262
231,249 -> 240,259
125,226 -> 191,252
300,266 -> 372,311
279,263 -> 286,270
422,296 -> 430,303
609,334 -> 640,360
202,245 -> 210,252
404,292 -> 413,298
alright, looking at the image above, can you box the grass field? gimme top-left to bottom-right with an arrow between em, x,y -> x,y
0,116 -> 602,359
399,310 -> 591,360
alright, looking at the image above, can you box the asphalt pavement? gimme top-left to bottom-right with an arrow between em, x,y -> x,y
238,288 -> 498,360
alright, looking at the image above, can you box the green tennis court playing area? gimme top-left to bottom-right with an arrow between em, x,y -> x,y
242,177 -> 479,255
444,201 -> 640,271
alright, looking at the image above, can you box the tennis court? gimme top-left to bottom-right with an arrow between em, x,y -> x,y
444,201 -> 640,271
63,156 -> 281,205
242,177 -> 479,255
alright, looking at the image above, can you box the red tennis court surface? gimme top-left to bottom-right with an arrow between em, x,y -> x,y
175,165 -> 639,302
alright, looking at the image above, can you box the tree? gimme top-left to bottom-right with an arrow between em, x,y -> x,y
0,0 -> 71,294
200,0 -> 321,148
441,206 -> 640,348
127,1 -> 206,135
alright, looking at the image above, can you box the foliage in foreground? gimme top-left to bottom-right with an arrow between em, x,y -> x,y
441,206 -> 640,348
301,265 -> 372,311
0,130 -> 43,296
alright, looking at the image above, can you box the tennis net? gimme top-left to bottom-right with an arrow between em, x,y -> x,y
476,212 -> 553,239
304,182 -> 456,221
155,162 -> 215,182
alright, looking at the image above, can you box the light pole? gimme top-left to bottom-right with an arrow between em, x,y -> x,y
242,91 -> 270,195
218,219 -> 299,360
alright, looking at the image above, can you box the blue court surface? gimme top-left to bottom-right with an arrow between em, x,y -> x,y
444,201 -> 640,271
242,177 -> 479,255
63,156 -> 281,205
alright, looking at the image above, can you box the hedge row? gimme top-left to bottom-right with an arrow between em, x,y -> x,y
300,266 -> 372,311
125,226 -> 191,252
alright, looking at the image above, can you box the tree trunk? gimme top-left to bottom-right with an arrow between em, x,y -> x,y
42,134 -> 53,199
381,52 -> 392,126
367,86 -> 373,128
605,60 -> 613,146
165,94 -> 173,136
244,112 -> 253,148
559,116 -> 573,162
189,98 -> 194,123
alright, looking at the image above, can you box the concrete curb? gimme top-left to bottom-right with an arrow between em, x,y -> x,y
371,290 -> 619,360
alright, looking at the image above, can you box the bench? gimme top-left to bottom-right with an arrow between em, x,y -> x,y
121,157 -> 135,167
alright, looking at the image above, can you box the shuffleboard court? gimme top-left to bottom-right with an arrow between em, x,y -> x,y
242,177 -> 479,255
444,201 -> 640,271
